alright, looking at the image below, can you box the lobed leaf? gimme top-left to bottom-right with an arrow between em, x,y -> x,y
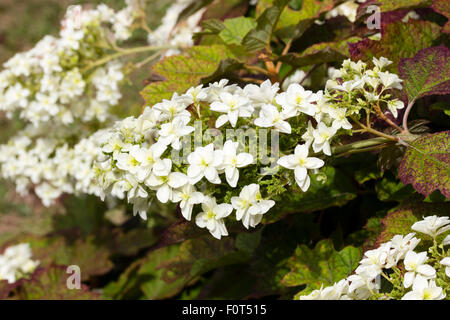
349,20 -> 441,71
398,131 -> 450,198
281,239 -> 361,298
398,45 -> 450,102
140,45 -> 237,107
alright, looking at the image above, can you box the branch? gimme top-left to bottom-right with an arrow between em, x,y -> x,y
402,98 -> 416,134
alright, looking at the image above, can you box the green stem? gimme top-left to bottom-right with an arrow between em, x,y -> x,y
82,45 -> 176,72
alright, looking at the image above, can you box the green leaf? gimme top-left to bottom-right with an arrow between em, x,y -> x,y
369,0 -> 432,11
158,235 -> 254,285
278,36 -> 361,68
140,45 -> 236,106
398,131 -> 450,198
219,17 -> 257,45
257,0 -> 338,42
349,20 -> 442,71
376,201 -> 450,244
399,46 -> 450,102
243,0 -> 290,52
281,239 -> 361,298
375,174 -> 416,202
19,266 -> 100,300
264,167 -> 357,224
103,245 -> 184,300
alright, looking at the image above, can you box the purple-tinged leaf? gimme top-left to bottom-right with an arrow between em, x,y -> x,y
432,0 -> 450,33
398,131 -> 450,198
375,201 -> 450,245
399,45 -> 450,102
349,20 -> 441,71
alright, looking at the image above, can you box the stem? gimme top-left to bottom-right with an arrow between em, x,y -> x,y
275,40 -> 292,73
402,98 -> 416,134
352,117 -> 399,142
330,137 -> 393,156
82,45 -> 175,72
134,51 -> 162,70
374,101 -> 404,133
244,65 -> 271,76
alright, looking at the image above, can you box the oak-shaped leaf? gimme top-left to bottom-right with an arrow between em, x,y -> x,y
398,131 -> 450,198
398,45 -> 450,102
140,45 -> 237,107
375,201 -> 450,245
281,239 -> 361,299
349,20 -> 441,71
19,266 -> 101,300
243,0 -> 290,51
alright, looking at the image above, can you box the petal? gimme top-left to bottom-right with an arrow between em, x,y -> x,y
236,153 -> 253,167
294,166 -> 307,182
305,157 -> 325,169
417,264 -> 436,278
403,272 -> 415,288
168,172 -> 188,188
156,184 -> 170,203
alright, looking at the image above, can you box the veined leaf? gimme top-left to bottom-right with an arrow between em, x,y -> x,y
277,36 -> 361,68
19,266 -> 101,300
349,20 -> 441,71
140,45 -> 236,107
399,46 -> 450,102
243,0 -> 290,52
398,131 -> 450,198
281,239 -> 361,298
376,201 -> 450,245
219,17 -> 257,45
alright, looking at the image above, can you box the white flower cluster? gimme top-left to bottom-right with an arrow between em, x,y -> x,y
0,125 -> 107,206
0,243 -> 39,284
299,216 -> 450,300
0,3 -> 136,126
326,57 -> 404,117
147,0 -> 204,56
91,57 -> 404,239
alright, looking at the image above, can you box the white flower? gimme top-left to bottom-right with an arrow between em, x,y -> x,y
275,83 -> 318,117
278,144 -> 324,192
387,99 -> 405,118
312,122 -> 337,156
158,115 -> 194,150
218,140 -> 253,187
243,79 -> 279,109
443,235 -> 450,246
411,215 -> 450,239
231,184 -> 274,229
195,196 -> 233,239
185,85 -> 208,104
389,233 -> 420,262
372,57 -> 392,71
440,257 -> 450,277
254,104 -> 291,134
187,143 -> 223,184
403,251 -> 436,288
210,91 -> 252,128
153,94 -> 191,121
145,159 -> 188,203
378,71 -> 403,90
402,276 -> 445,300
0,243 -> 39,284
356,243 -> 392,278
328,107 -> 352,130
301,120 -> 315,147
132,143 -> 167,181
172,184 -> 204,221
